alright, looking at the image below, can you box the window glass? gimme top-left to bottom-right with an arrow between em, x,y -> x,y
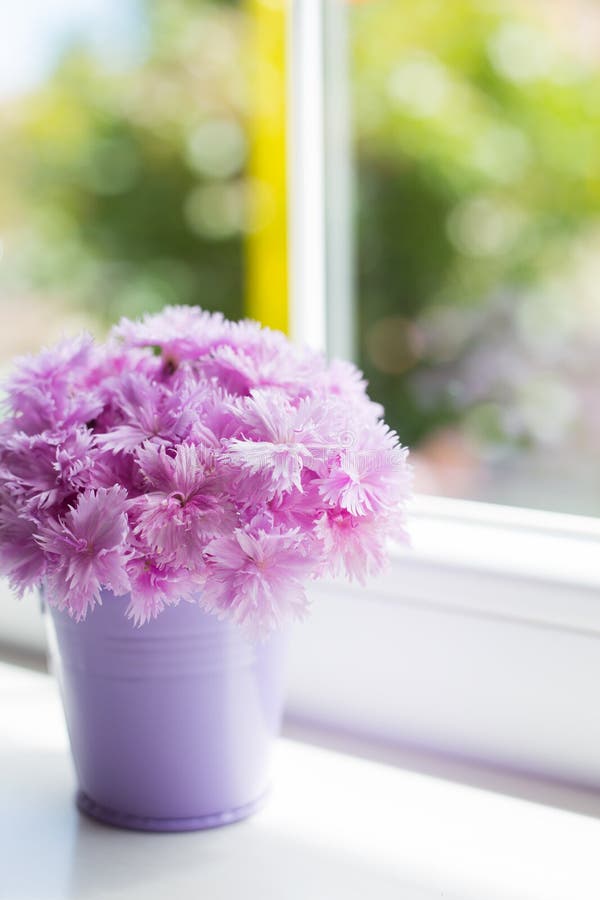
4,0 -> 599,518
351,0 -> 600,514
0,0 -> 251,368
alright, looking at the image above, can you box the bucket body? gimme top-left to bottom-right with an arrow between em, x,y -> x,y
47,591 -> 287,832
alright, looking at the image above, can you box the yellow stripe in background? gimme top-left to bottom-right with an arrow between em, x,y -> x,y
244,0 -> 288,334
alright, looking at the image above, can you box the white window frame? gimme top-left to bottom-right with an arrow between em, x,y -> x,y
287,495 -> 600,786
285,0 -> 600,788
2,0 -> 600,792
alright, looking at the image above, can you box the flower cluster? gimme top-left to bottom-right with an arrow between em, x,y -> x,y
0,307 -> 410,637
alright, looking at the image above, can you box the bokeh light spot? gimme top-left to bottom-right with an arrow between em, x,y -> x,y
447,195 -> 526,258
387,52 -> 449,119
366,315 -> 424,375
184,181 -> 246,240
185,118 -> 247,179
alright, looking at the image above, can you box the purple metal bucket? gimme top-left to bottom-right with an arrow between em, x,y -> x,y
46,591 -> 287,832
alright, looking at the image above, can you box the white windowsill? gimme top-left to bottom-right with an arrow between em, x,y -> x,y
387,494 -> 600,634
3,493 -> 600,661
2,660 -> 600,900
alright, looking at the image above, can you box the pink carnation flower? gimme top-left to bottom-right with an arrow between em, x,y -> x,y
0,306 -> 411,637
114,306 -> 227,367
203,526 -> 313,638
38,487 -> 131,620
0,428 -> 96,511
125,555 -> 200,627
96,373 -> 195,453
314,509 -> 396,583
316,428 -> 410,517
0,493 -> 47,595
130,443 -> 234,564
5,335 -> 102,435
226,390 -> 328,498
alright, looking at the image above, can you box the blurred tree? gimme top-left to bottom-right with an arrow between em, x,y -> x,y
0,0 -> 248,326
352,0 -> 600,454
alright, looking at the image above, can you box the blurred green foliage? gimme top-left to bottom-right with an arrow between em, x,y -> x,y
0,0 -> 247,326
352,0 -> 600,449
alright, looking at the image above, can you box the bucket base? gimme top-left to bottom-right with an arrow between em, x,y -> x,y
76,788 -> 269,833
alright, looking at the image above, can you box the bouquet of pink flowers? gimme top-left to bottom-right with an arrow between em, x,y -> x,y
0,307 -> 411,637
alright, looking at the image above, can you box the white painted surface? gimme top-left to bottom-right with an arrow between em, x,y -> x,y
287,583 -> 600,787
3,494 -> 600,788
288,0 -> 327,352
2,662 -> 600,900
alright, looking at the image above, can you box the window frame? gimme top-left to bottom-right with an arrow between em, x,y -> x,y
285,494 -> 600,787
4,493 -> 600,786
